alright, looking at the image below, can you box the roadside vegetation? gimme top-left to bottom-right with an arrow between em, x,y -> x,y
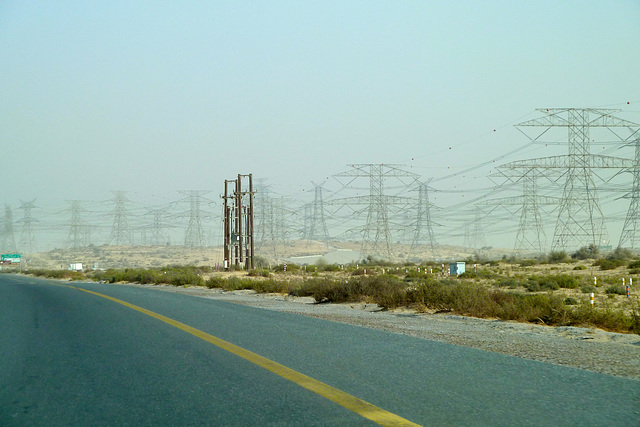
18,246 -> 640,335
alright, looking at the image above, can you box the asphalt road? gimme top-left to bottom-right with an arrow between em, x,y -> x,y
1,274 -> 638,426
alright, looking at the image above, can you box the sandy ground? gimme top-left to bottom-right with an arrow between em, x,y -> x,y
115,282 -> 640,380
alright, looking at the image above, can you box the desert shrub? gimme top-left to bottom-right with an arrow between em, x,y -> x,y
247,269 -> 271,278
593,258 -> 626,270
164,268 -> 204,286
494,278 -> 524,289
457,269 -> 499,280
319,264 -> 342,272
572,244 -> 599,260
607,247 -> 633,261
554,274 -> 579,289
523,274 -> 578,292
205,276 -> 226,289
581,285 -> 597,294
249,279 -> 295,294
351,268 -> 366,276
273,263 -> 300,273
525,280 -> 541,292
253,256 -> 270,268
573,265 -> 586,270
519,259 -> 537,267
293,275 -> 408,308
570,303 -> 637,332
628,259 -> 640,269
547,251 -> 568,263
605,285 -> 626,295
36,269 -> 86,280
563,297 -> 579,305
405,268 -> 431,279
498,293 -> 569,324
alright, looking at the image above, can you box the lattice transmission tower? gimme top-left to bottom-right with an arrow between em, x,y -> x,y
514,108 -> 638,251
253,182 -> 295,260
461,210 -> 487,250
180,191 -> 218,248
182,191 -> 208,248
306,181 -> 330,245
489,166 -> 562,253
2,205 -> 17,253
109,191 -> 133,245
67,200 -> 90,248
17,199 -> 37,254
410,180 -> 438,257
333,164 -> 418,259
150,209 -> 169,246
619,137 -> 640,249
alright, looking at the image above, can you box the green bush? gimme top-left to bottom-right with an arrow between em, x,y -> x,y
319,264 -> 342,272
247,269 -> 271,278
205,276 -> 226,289
554,274 -> 579,289
547,251 -> 568,263
572,244 -> 599,260
494,278 -> 524,289
607,247 -> 633,261
274,263 -> 300,273
605,285 -> 626,295
593,258 -> 626,270
628,259 -> 640,269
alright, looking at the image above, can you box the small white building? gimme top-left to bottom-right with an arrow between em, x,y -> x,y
68,262 -> 83,271
450,262 -> 465,276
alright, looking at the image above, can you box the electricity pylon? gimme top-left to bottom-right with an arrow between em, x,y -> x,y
306,181 -> 330,245
150,209 -> 168,246
410,180 -> 438,257
333,164 -> 419,259
182,191 -> 208,248
2,205 -> 17,253
18,199 -> 37,254
489,166 -> 562,253
514,108 -> 638,251
109,191 -> 133,245
619,137 -> 640,249
67,200 -> 88,249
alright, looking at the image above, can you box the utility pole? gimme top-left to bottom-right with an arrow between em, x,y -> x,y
223,174 -> 255,270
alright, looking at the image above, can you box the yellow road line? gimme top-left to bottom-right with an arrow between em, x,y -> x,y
65,284 -> 421,427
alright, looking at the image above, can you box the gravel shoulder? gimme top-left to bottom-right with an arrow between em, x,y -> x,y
117,282 -> 640,380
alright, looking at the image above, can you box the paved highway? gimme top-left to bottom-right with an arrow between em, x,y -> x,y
1,274 -> 638,426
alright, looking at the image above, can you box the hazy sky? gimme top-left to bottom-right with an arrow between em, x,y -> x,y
1,1 -> 639,249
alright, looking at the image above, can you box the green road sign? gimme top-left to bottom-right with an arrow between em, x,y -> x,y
1,254 -> 22,263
